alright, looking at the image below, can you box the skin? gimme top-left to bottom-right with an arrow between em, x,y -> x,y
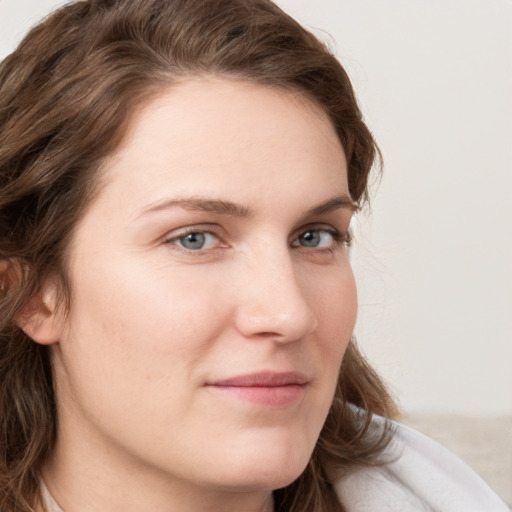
26,77 -> 358,512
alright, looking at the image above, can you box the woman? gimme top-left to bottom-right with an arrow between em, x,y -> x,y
0,1 -> 507,511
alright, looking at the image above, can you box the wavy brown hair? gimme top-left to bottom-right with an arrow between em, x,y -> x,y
0,1 -> 398,510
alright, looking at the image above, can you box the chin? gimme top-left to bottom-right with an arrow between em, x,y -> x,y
220,463 -> 308,494
209,431 -> 314,492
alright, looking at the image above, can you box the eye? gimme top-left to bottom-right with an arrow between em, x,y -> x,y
167,230 -> 221,251
291,228 -> 344,249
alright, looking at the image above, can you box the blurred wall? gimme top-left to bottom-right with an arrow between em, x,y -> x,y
275,0 -> 512,415
1,0 -> 511,415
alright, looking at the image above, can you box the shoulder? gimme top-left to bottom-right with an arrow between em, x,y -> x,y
334,416 -> 509,512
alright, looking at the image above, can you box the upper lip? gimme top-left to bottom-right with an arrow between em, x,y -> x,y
208,371 -> 309,387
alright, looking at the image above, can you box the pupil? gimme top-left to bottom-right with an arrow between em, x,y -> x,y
301,231 -> 319,247
181,232 -> 205,250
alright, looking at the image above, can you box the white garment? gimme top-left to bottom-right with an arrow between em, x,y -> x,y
41,421 -> 508,511
40,481 -> 63,512
335,420 -> 509,511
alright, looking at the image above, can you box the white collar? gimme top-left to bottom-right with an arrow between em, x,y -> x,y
40,479 -> 64,512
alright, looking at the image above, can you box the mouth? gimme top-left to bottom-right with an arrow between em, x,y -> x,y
206,371 -> 308,408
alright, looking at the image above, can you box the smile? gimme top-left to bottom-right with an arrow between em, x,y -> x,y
206,371 -> 308,408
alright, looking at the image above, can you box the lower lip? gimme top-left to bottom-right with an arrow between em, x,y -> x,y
207,384 -> 305,408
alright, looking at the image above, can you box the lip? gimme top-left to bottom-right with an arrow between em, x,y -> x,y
206,371 -> 308,408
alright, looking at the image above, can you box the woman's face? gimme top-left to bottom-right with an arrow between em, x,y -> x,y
46,78 -> 357,506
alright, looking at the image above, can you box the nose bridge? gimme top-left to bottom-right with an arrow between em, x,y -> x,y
234,243 -> 318,341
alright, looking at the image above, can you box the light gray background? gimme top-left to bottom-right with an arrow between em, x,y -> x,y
1,0 -> 511,416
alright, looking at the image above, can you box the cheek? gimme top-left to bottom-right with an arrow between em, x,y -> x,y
53,260 -> 228,445
68,254 -> 224,344
291,266 -> 357,450
309,264 -> 357,352
56,258 -> 236,424
303,265 -> 357,405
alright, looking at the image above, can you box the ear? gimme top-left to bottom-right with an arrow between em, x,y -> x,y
1,259 -> 62,345
15,276 -> 63,346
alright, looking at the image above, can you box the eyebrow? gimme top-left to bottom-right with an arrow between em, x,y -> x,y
304,196 -> 359,216
138,194 -> 358,219
139,197 -> 250,218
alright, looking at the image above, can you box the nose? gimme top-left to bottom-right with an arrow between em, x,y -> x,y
233,248 -> 318,343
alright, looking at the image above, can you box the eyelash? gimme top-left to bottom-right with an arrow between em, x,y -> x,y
164,225 -> 352,254
292,227 -> 352,249
164,226 -> 222,252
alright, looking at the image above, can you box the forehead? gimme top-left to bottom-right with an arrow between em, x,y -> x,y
94,77 -> 348,216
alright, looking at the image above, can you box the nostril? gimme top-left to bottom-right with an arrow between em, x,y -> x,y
232,255 -> 318,341
234,300 -> 318,342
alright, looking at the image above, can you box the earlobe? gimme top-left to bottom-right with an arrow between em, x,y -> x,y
13,272 -> 63,345
0,258 -> 61,345
17,290 -> 62,345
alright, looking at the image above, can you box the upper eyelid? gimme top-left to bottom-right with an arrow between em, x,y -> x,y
164,223 -> 339,236
163,227 -> 226,254
292,224 -> 352,246
163,224 -> 221,240
291,222 -> 341,237
161,222 -> 349,247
